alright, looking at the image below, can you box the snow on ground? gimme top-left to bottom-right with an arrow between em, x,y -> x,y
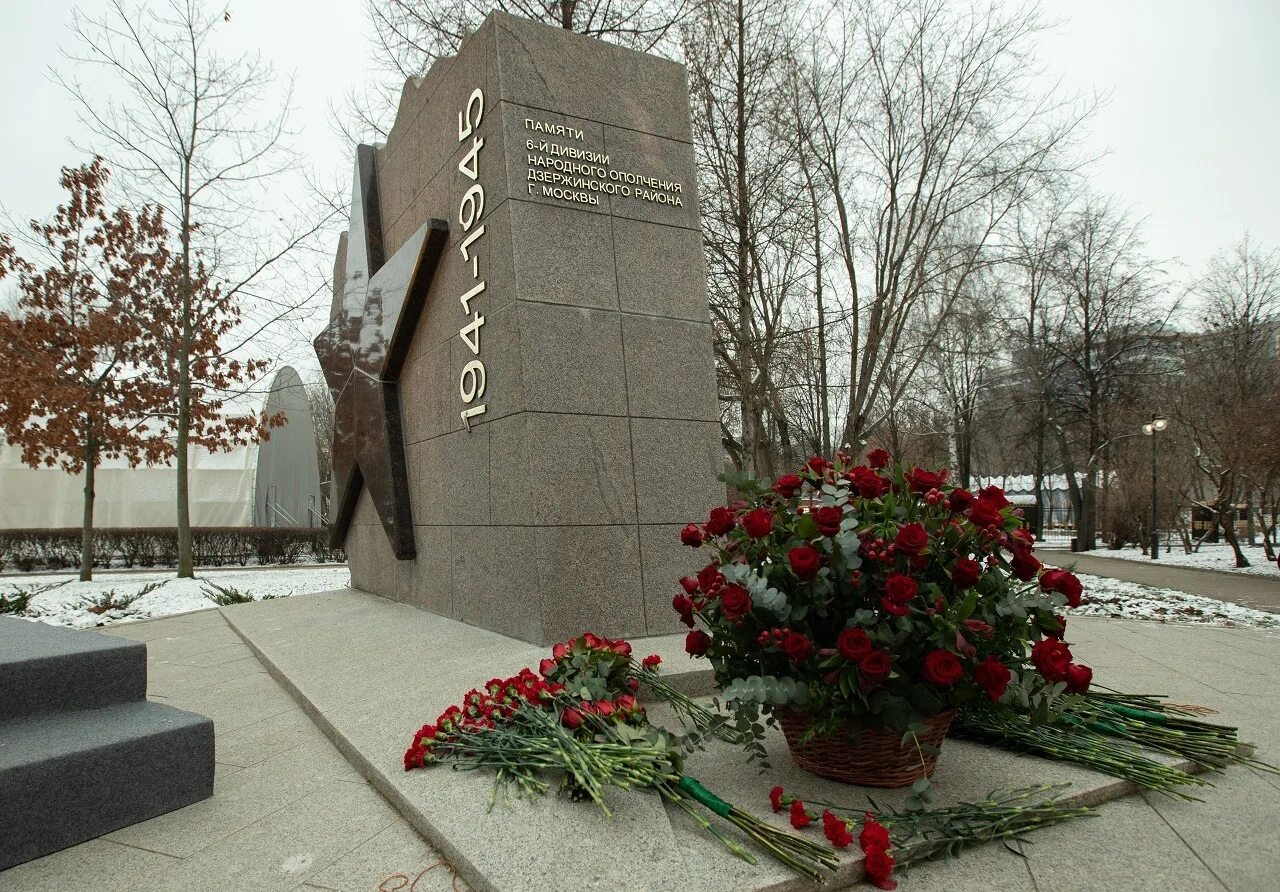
1085,544 -> 1279,578
1,566 -> 351,629
1070,572 -> 1280,630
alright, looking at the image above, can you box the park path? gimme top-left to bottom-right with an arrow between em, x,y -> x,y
1041,549 -> 1280,614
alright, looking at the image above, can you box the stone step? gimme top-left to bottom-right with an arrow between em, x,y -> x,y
0,617 -> 147,721
0,699 -> 214,870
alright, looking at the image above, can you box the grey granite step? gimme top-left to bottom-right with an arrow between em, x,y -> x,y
0,699 -> 214,870
0,617 -> 147,720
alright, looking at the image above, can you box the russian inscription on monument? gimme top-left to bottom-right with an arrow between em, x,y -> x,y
318,11 -> 722,645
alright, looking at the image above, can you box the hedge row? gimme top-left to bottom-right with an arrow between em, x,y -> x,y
0,527 -> 345,572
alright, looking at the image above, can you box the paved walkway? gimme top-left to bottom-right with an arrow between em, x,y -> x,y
1042,549 -> 1280,614
0,608 -> 465,892
2,604 -> 1277,891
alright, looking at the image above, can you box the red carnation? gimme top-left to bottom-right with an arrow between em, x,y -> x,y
561,707 -> 584,730
859,649 -> 892,685
772,474 -> 804,498
706,506 -> 735,536
1064,662 -> 1093,694
866,447 -> 891,469
1031,637 -> 1073,682
720,584 -> 753,620
884,572 -> 918,603
679,523 -> 704,547
905,465 -> 948,493
973,655 -> 1011,701
790,798 -> 811,829
788,545 -> 822,580
838,627 -> 873,662
824,812 -> 854,848
922,648 -> 964,686
859,813 -> 891,851
642,653 -> 662,670
685,629 -> 711,657
813,506 -> 844,537
894,522 -> 928,555
783,631 -> 814,663
769,785 -> 785,812
952,557 -> 982,588
862,846 -> 897,890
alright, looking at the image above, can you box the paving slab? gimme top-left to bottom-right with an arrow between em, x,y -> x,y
220,589 -> 1263,892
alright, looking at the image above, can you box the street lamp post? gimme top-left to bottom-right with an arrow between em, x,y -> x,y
1141,415 -> 1168,559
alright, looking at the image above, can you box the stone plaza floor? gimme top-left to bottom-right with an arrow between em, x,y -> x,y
1,599 -> 1277,891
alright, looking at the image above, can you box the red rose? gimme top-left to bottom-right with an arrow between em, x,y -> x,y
859,813 -> 891,851
1012,527 -> 1035,548
772,474 -> 804,498
769,785 -> 785,812
720,584 -> 752,619
685,629 -> 711,657
539,658 -> 557,677
976,485 -> 1011,509
844,465 -> 883,498
672,594 -> 695,627
859,649 -> 892,685
894,522 -> 928,555
968,500 -> 1003,529
962,618 -> 994,637
922,648 -> 964,686
1046,614 -> 1067,639
790,798 -> 811,829
1040,568 -> 1083,607
706,506 -> 735,536
1010,549 -> 1042,582
952,557 -> 982,588
679,575 -> 699,595
741,507 -> 775,539
552,642 -> 568,660
679,523 -> 704,547
905,465 -> 948,493
782,631 -> 814,663
1031,638 -> 1073,682
862,846 -> 897,890
866,448 -> 891,469
595,699 -> 616,717
880,596 -> 910,617
697,564 -> 724,593
837,627 -> 873,662
884,572 -> 919,603
973,655 -> 1011,701
805,456 -> 832,475
1064,662 -> 1093,694
561,707 -> 583,730
947,488 -> 975,512
813,506 -> 843,537
788,545 -> 822,580
642,653 -> 662,669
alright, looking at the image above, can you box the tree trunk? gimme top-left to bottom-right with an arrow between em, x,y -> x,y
176,188 -> 195,578
1220,509 -> 1249,567
79,429 -> 98,582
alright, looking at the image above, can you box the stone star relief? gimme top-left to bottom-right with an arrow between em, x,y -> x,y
314,145 -> 448,559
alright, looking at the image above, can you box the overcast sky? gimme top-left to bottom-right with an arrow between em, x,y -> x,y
3,0 -> 1278,379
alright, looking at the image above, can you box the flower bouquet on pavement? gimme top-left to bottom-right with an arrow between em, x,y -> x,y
403,633 -> 838,881
675,449 -> 1086,787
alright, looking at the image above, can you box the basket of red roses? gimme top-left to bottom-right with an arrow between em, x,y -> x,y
676,449 -> 1088,788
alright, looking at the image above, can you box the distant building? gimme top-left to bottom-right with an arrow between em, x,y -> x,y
0,367 -> 323,530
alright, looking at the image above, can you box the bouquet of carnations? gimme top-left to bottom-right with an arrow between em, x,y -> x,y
403,633 -> 838,880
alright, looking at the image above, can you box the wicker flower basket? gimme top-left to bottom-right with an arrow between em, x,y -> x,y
775,708 -> 957,787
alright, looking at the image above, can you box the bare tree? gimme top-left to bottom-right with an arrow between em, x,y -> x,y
796,0 -> 1089,452
1179,234 -> 1280,566
58,0 -> 338,577
1040,198 -> 1170,550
